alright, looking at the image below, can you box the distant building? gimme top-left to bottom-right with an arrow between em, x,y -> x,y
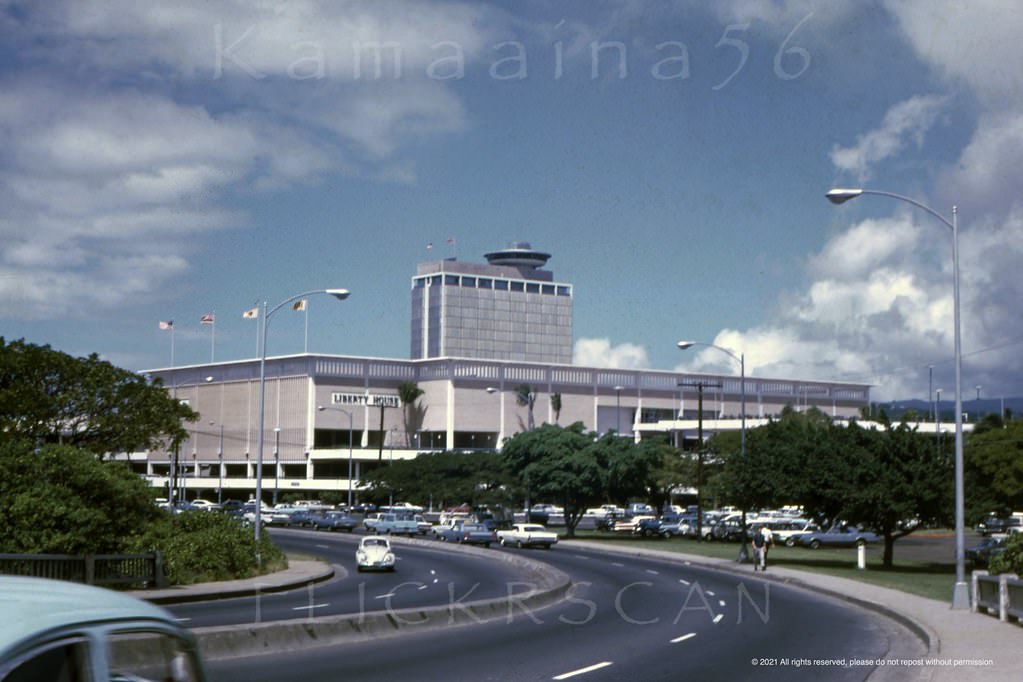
411,242 -> 572,364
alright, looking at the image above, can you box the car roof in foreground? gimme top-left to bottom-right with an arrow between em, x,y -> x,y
0,576 -> 176,654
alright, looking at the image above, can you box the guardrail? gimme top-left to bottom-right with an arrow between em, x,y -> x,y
972,570 -> 1022,623
0,552 -> 166,589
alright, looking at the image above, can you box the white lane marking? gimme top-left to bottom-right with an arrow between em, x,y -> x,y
678,578 -> 690,586
374,592 -> 397,600
706,590 -> 715,596
553,662 -> 613,680
713,614 -> 724,624
292,603 -> 329,611
645,569 -> 659,575
573,555 -> 590,560
315,544 -> 329,549
418,584 -> 429,590
670,633 -> 696,643
719,600 -> 726,607
611,562 -> 625,567
175,618 -> 191,623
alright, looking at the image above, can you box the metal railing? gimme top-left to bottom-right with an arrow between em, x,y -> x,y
972,570 -> 1022,623
0,552 -> 165,589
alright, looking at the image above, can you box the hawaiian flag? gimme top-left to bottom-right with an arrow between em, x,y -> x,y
159,320 -> 174,330
200,313 -> 215,324
242,307 -> 258,319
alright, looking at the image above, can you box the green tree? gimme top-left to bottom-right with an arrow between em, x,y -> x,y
0,337 -> 197,456
361,451 -> 513,511
397,380 -> 426,448
0,440 -> 161,554
840,421 -> 953,567
989,533 -> 1023,576
965,418 -> 1023,520
502,422 -> 598,536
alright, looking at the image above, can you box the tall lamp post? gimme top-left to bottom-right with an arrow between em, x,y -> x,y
210,421 -> 224,505
317,406 -> 355,510
254,289 -> 350,554
613,385 -> 625,435
827,187 -> 968,610
678,341 -> 746,558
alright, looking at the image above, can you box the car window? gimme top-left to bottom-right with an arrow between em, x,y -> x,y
1,636 -> 90,682
107,631 -> 200,682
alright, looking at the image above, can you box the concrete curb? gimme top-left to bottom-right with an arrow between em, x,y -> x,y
192,538 -> 572,660
135,560 -> 336,606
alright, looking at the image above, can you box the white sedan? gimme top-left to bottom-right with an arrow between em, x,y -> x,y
356,536 -> 396,572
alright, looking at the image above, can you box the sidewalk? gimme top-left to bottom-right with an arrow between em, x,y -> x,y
565,540 -> 1021,682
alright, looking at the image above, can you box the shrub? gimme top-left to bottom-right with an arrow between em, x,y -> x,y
988,533 -> 1023,576
128,511 -> 287,585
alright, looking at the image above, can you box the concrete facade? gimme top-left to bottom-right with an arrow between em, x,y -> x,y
137,354 -> 870,502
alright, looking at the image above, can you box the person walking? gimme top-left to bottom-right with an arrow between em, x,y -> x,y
752,526 -> 766,571
760,524 -> 774,571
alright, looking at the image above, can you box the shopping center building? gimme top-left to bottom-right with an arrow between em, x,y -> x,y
136,244 -> 871,503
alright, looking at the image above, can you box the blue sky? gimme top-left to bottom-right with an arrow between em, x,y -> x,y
2,1 -> 1021,402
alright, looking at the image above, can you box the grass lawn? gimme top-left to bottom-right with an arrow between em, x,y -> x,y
563,532 -> 958,603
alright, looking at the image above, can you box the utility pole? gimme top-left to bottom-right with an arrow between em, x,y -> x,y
678,380 -> 722,541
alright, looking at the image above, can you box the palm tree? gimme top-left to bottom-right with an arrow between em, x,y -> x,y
515,384 -> 536,431
398,381 -> 425,448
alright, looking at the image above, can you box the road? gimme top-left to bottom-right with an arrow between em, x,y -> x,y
195,529 -> 922,681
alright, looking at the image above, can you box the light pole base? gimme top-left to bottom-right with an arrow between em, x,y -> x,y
951,581 -> 970,610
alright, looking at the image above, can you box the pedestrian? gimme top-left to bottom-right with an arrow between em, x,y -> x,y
752,526 -> 766,571
761,524 -> 774,571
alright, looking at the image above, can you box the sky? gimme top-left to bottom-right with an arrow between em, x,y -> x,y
2,0 -> 1021,403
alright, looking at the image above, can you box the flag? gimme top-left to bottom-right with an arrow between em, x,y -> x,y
159,320 -> 174,330
426,242 -> 433,250
243,307 -> 258,319
447,237 -> 455,244
200,313 -> 215,324
293,299 -> 307,312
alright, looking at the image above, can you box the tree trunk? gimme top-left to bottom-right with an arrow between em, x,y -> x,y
883,532 -> 895,568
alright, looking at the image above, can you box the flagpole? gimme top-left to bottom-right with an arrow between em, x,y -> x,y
211,312 -> 216,363
171,325 -> 175,368
304,303 -> 309,354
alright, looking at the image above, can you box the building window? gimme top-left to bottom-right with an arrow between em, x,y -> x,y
478,278 -> 493,289
557,285 -> 570,296
542,284 -> 555,295
462,276 -> 476,287
510,281 -> 525,292
445,275 -> 459,286
495,279 -> 509,291
526,282 -> 540,293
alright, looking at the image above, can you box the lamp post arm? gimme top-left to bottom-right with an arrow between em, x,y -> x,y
857,190 -> 954,231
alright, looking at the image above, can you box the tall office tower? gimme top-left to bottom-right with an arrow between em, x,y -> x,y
410,242 -> 573,363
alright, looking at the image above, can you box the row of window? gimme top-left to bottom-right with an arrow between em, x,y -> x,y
414,274 -> 571,296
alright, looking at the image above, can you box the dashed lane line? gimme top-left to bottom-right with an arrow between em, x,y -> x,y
552,662 -> 614,680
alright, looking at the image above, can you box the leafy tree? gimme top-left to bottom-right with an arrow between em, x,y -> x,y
397,380 -> 426,448
840,422 -> 953,567
514,384 -> 537,431
988,533 -> 1023,577
0,337 -> 197,457
965,418 -> 1023,520
0,440 -> 161,554
502,422 -> 597,536
361,451 -> 513,511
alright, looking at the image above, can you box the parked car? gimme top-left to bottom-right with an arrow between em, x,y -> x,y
189,499 -> 222,512
796,524 -> 880,549
966,536 -> 1006,568
773,520 -> 822,547
436,522 -> 497,547
497,523 -> 559,549
356,536 -> 396,572
0,576 -> 208,681
312,511 -> 359,532
626,502 -> 655,517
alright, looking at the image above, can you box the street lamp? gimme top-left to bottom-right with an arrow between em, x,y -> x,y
254,288 -> 350,556
272,427 -> 281,506
210,420 -> 224,505
613,385 -> 625,435
678,340 -> 746,559
317,405 -> 354,510
827,187 -> 967,610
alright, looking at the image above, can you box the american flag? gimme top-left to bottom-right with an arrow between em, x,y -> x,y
158,320 -> 173,330
200,313 -> 215,324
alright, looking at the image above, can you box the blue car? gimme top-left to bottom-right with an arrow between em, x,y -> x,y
797,524 -> 880,549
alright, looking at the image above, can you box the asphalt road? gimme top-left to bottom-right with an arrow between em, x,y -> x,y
204,533 -> 922,681
168,528 -> 529,628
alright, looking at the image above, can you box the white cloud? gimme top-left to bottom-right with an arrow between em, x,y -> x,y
574,338 -> 651,369
830,95 -> 948,182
